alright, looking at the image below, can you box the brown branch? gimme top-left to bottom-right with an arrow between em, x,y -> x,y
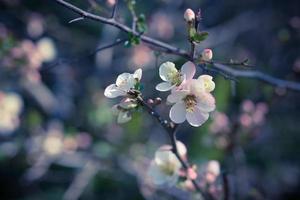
54,0 -> 300,92
210,62 -> 300,92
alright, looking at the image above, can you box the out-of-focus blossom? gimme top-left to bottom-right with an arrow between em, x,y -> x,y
205,160 -> 220,183
149,12 -> 174,39
106,0 -> 116,7
0,92 -> 23,134
239,100 -> 269,128
209,112 -> 230,134
156,61 -> 195,91
147,145 -> 182,186
43,131 -> 64,156
184,8 -> 195,22
27,13 -> 44,38
293,58 -> 300,73
242,100 -> 255,113
201,49 -> 213,61
167,77 -> 216,127
104,69 -> 142,98
130,45 -> 154,68
76,133 -> 92,149
36,38 -> 56,62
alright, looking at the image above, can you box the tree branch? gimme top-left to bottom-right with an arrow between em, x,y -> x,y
54,0 -> 300,92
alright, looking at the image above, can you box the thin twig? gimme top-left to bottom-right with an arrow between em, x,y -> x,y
68,16 -> 85,24
111,0 -> 118,18
41,38 -> 125,72
222,172 -> 230,200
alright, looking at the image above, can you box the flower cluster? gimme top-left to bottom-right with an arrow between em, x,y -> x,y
104,69 -> 142,123
0,92 -> 23,134
156,61 -> 216,127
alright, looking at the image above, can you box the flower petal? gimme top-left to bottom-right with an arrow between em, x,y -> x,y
181,61 -> 196,81
104,84 -> 126,98
186,107 -> 209,127
133,68 -> 142,81
198,75 -> 215,92
169,101 -> 186,124
148,161 -> 168,185
116,73 -> 135,91
159,61 -> 177,82
167,90 -> 188,104
117,111 -> 132,124
196,93 -> 216,112
155,82 -> 174,92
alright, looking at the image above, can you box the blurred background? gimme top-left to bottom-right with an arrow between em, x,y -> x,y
0,0 -> 300,199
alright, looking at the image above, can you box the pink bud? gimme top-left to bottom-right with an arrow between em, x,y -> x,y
201,48 -> 213,61
184,9 -> 195,22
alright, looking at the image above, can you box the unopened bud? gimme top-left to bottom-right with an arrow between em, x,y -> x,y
147,98 -> 154,105
107,0 -> 116,7
184,9 -> 195,22
201,48 -> 213,61
154,97 -> 162,105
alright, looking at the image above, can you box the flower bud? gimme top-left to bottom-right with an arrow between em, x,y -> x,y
184,9 -> 195,22
201,48 -> 213,61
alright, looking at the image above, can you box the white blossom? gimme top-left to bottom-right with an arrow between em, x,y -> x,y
148,145 -> 183,186
104,68 -> 142,98
167,76 -> 216,127
156,61 -> 195,92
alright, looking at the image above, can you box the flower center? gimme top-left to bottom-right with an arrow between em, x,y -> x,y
158,161 -> 176,176
168,72 -> 182,86
184,95 -> 197,112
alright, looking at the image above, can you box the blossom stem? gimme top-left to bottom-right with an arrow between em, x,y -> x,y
137,96 -> 214,200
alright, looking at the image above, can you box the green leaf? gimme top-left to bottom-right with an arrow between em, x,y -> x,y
192,31 -> 209,43
189,27 -> 197,38
137,14 -> 147,33
124,33 -> 140,48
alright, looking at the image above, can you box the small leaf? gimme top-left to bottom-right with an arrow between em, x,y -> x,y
192,31 -> 209,43
189,27 -> 197,38
137,14 -> 147,33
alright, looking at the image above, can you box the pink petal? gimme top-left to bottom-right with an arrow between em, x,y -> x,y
169,102 -> 186,124
196,93 -> 216,112
181,61 -> 196,81
155,82 -> 174,91
186,107 -> 209,127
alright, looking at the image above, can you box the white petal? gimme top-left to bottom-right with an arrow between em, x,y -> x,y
155,82 -> 174,91
176,141 -> 187,158
181,61 -> 196,81
188,79 -> 205,95
198,75 -> 215,92
148,161 -> 169,185
117,111 -> 132,124
133,68 -> 142,81
116,73 -> 135,91
104,84 -> 126,98
186,107 -> 209,127
169,101 -> 186,124
167,90 -> 188,104
116,73 -> 131,86
119,98 -> 137,109
196,93 -> 216,112
159,61 -> 177,82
